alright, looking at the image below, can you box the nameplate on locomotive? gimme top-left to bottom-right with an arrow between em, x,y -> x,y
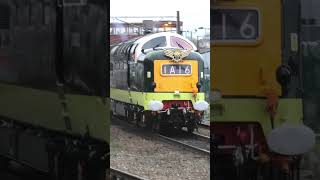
164,49 -> 191,62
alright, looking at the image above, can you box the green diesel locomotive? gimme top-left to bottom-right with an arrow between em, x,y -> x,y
110,32 -> 209,133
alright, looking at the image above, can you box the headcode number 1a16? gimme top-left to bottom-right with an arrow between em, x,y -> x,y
217,10 -> 259,40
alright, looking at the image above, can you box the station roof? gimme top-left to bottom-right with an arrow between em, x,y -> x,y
110,20 -> 183,28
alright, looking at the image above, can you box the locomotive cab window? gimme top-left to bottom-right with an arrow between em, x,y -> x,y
212,8 -> 260,42
142,36 -> 166,50
170,36 -> 193,50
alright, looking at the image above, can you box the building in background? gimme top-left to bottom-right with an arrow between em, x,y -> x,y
110,19 -> 183,44
110,20 -> 183,35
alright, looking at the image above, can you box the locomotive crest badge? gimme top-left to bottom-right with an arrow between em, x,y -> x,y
164,49 -> 191,62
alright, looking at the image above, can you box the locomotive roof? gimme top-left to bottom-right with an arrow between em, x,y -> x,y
110,32 -> 198,61
134,32 -> 197,50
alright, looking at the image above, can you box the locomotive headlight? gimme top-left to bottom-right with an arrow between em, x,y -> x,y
193,100 -> 209,111
267,123 -> 315,155
211,89 -> 222,102
148,101 -> 163,111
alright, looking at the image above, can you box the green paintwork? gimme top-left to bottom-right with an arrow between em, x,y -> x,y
66,94 -> 110,142
211,98 -> 303,135
66,95 -> 109,142
0,83 -> 63,129
0,83 -> 109,143
110,88 -> 206,109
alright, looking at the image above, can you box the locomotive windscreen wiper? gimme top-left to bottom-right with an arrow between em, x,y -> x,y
176,42 -> 185,49
152,43 -> 162,50
141,43 -> 162,54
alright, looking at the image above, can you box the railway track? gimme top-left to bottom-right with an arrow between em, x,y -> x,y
109,168 -> 146,180
158,133 -> 210,156
192,122 -> 210,137
112,115 -> 210,156
0,161 -> 47,180
198,123 -> 210,130
193,132 -> 210,141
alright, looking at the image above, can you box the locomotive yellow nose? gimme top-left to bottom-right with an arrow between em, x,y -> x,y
154,60 -> 199,93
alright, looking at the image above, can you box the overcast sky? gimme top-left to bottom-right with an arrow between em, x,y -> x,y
110,0 -> 210,34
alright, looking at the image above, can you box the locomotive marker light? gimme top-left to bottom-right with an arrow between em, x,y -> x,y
267,123 -> 316,155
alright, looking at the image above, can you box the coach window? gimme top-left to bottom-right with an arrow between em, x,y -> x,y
142,36 -> 166,50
